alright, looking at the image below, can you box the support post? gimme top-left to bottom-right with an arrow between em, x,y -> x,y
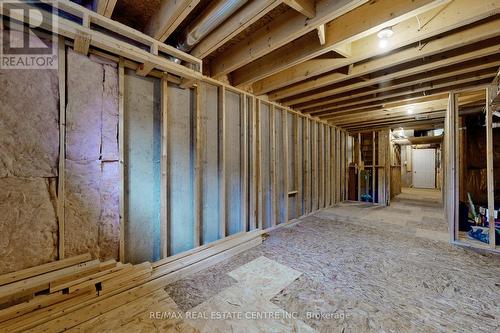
283,110 -> 289,222
160,73 -> 169,258
486,86 -> 496,248
57,36 -> 66,260
242,94 -> 249,231
219,86 -> 227,238
270,105 -> 278,226
194,83 -> 202,247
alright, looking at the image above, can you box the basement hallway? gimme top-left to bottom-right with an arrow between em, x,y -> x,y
74,190 -> 500,333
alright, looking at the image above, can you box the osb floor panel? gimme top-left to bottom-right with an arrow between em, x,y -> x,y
73,190 -> 500,332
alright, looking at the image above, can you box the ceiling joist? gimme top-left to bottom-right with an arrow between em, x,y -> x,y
209,0 -> 369,77
231,0 -> 449,87
255,0 -> 500,96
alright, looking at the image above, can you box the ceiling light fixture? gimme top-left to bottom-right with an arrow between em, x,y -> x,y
377,27 -> 393,49
377,27 -> 394,39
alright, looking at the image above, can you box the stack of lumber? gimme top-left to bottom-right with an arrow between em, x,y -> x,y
0,230 -> 262,332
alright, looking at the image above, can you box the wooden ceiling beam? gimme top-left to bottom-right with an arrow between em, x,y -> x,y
345,118 -> 445,132
256,0 -> 500,96
297,55 -> 500,112
145,0 -> 200,42
96,0 -> 117,18
208,0 -> 369,77
314,77 -> 493,118
327,98 -> 449,122
305,67 -> 498,115
231,0 -> 448,86
190,0 -> 282,59
278,26 -> 500,106
283,0 -> 316,18
336,112 -> 446,128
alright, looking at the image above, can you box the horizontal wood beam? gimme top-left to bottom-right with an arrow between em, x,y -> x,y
319,76 -> 494,119
232,0 -> 448,86
281,27 -> 500,106
191,0 -> 282,59
256,0 -> 500,96
301,55 -> 500,111
283,0 -> 316,18
145,0 -> 200,42
308,68 -> 498,116
209,0 -> 368,77
96,0 -> 117,18
345,118 -> 446,132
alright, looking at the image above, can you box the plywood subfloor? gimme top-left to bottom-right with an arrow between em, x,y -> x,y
161,190 -> 499,333
69,189 -> 499,332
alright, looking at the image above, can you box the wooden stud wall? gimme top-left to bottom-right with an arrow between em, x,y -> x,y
53,29 -> 349,264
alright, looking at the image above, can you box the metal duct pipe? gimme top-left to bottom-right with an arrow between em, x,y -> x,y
177,0 -> 248,52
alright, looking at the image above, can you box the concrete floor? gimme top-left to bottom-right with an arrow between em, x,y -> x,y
77,188 -> 500,332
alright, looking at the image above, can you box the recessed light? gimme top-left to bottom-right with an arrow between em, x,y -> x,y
377,27 -> 394,39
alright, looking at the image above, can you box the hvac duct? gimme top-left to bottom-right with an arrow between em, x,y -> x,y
177,0 -> 248,52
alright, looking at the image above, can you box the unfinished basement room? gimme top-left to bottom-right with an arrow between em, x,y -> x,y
1,0 -> 500,332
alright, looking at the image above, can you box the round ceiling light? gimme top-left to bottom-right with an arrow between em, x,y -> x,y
377,27 -> 394,39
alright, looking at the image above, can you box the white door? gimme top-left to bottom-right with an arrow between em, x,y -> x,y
412,149 -> 436,188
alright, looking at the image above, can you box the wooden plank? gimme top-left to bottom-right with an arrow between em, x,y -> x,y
294,115 -> 302,216
0,288 -> 89,324
446,93 -> 457,242
191,0 -> 282,58
210,0 -> 368,76
304,119 -> 311,213
152,229 -> 262,269
57,36 -> 66,260
317,24 -> 326,45
219,86 -> 227,238
336,129 -> 341,202
330,127 -> 335,205
256,101 -> 263,229
242,94 -> 249,231
50,262 -> 126,293
257,0 -> 500,96
283,109 -> 289,222
194,84 -> 202,247
73,33 -> 91,55
486,86 -> 496,248
304,58 -> 500,111
8,0 -> 203,80
269,20 -> 500,101
96,0 -> 117,18
0,260 -> 100,301
47,260 -> 116,292
68,264 -> 137,294
250,97 -> 258,230
372,131 -> 376,203
145,0 -> 201,42
151,231 -> 263,279
312,122 -> 319,210
283,0 -> 316,18
319,124 -> 325,208
118,58 -> 125,262
234,0 -> 447,86
160,75 -> 169,258
270,106 -> 278,226
0,254 -> 91,287
325,126 -> 331,206
306,69 -> 497,116
23,238 -> 262,333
